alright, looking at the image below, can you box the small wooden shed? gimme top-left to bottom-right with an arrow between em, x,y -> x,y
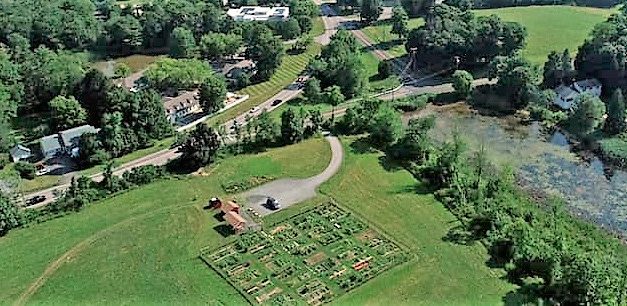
220,200 -> 240,214
224,211 -> 247,232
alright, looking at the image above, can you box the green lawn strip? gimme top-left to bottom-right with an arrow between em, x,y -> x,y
360,18 -> 425,58
206,43 -> 322,127
0,138 -> 331,304
360,50 -> 401,92
320,136 -> 515,305
359,6 -> 614,65
600,136 -> 627,164
311,16 -> 326,38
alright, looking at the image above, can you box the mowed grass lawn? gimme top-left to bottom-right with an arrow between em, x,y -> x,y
474,6 -> 616,64
361,5 -> 615,64
206,43 -> 321,126
320,137 -> 515,305
0,137 -> 331,305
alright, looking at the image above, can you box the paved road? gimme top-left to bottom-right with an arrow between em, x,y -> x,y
242,135 -> 343,216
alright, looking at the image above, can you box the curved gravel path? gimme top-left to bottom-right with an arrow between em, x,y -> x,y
243,135 -> 343,216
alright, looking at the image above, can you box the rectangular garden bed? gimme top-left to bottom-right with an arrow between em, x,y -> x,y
200,203 -> 408,305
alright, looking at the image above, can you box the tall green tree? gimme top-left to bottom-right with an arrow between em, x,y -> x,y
605,88 -> 626,135
199,75 -> 227,114
324,85 -> 345,122
169,27 -> 197,59
543,51 -> 562,88
246,27 -> 285,81
280,108 -> 304,144
361,0 -> 382,24
561,49 -> 575,83
180,124 -> 221,168
568,93 -> 606,136
253,110 -> 277,145
303,77 -> 322,103
105,14 -> 143,53
452,70 -> 474,98
369,105 -> 403,147
391,6 -> 409,39
49,96 -> 88,130
0,192 -> 21,236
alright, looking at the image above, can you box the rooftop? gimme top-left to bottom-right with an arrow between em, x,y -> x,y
220,200 -> 240,214
40,134 -> 62,153
59,125 -> 99,148
163,91 -> 199,112
224,211 -> 246,229
574,78 -> 602,89
226,6 -> 290,21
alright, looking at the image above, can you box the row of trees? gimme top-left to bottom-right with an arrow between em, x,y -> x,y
405,4 -> 526,69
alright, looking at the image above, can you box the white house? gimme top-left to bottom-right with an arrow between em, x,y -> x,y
553,78 -> 602,110
163,91 -> 202,124
226,6 -> 290,21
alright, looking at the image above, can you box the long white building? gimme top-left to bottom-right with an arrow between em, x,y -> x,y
226,6 -> 290,21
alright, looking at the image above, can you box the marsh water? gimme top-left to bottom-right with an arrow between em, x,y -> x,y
409,103 -> 627,236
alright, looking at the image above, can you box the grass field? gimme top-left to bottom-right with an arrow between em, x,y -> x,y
0,135 -> 517,305
320,137 -> 515,305
0,137 -> 331,305
360,5 -> 615,64
474,6 -> 616,64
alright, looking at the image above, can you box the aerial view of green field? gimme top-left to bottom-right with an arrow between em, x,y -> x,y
361,5 -> 615,64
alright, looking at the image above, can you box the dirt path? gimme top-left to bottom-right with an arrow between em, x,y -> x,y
13,202 -> 191,306
243,135 -> 343,216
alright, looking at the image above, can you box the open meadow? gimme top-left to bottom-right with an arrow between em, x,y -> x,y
0,136 -> 515,305
360,5 -> 615,64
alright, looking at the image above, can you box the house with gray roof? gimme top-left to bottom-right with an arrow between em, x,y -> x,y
553,78 -> 602,110
39,125 -> 100,159
40,135 -> 63,159
9,144 -> 32,162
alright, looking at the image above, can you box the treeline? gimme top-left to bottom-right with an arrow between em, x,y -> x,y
0,43 -> 173,155
405,4 -> 526,69
472,0 -> 618,9
335,98 -> 627,304
0,0 -> 318,54
0,163 -> 169,236
576,9 -> 627,92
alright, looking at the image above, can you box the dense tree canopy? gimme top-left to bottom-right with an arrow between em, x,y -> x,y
576,13 -> 627,91
49,96 -> 88,131
143,58 -> 216,91
406,5 -> 526,68
391,6 -> 409,39
310,30 -> 368,98
245,26 -> 285,81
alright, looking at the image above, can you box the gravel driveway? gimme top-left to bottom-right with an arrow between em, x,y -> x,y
242,135 -> 343,216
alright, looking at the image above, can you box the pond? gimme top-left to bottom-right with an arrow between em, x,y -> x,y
410,103 -> 627,236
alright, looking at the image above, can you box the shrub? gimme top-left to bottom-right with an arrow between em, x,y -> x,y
0,154 -> 9,170
378,61 -> 392,79
14,162 -> 36,180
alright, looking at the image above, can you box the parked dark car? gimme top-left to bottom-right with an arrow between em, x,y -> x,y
26,195 -> 46,206
265,197 -> 281,210
271,99 -> 283,106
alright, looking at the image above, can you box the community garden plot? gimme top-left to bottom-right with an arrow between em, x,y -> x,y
200,203 -> 408,305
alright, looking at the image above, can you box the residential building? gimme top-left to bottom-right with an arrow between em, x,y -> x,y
40,135 -> 64,159
553,78 -> 602,110
9,144 -> 32,162
226,6 -> 290,21
39,125 -> 99,159
163,91 -> 202,124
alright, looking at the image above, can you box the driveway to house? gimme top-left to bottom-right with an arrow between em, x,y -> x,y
242,134 -> 343,216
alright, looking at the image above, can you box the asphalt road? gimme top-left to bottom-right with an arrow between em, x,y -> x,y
242,134 -> 343,216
